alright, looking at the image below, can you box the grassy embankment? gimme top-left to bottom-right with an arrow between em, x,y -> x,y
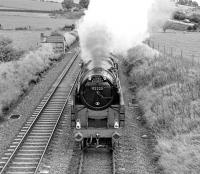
0,33 -> 77,120
122,43 -> 200,173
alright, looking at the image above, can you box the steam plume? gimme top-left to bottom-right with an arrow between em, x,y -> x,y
78,0 -> 175,63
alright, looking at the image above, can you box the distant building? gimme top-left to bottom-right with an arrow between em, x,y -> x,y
40,33 -> 66,54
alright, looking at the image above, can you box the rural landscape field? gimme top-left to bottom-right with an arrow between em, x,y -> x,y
1,0 -> 200,174
150,31 -> 200,60
0,0 -> 74,50
0,0 -> 62,10
0,12 -> 74,50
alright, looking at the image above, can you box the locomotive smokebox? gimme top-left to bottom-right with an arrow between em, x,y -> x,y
79,67 -> 117,111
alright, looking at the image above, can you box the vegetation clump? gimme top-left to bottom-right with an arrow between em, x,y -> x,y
177,0 -> 198,7
122,44 -> 200,174
62,0 -> 89,9
173,11 -> 200,24
0,33 -> 77,119
0,37 -> 23,62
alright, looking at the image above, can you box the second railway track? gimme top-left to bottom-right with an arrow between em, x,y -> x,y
0,49 -> 80,174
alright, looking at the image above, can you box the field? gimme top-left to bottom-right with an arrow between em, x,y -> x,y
0,0 -> 62,11
0,12 -> 74,29
150,31 -> 200,60
0,11 -> 75,50
0,31 -> 46,50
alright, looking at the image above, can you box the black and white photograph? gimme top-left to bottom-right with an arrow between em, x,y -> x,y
0,0 -> 200,173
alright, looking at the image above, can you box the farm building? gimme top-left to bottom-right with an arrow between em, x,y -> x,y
40,33 -> 66,53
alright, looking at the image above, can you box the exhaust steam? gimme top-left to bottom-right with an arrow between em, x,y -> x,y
78,0 -> 175,64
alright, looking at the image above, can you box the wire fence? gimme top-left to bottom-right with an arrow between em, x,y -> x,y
145,39 -> 200,65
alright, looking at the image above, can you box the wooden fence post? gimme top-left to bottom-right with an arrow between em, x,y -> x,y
181,50 -> 183,58
171,47 -> 173,57
164,45 -> 166,58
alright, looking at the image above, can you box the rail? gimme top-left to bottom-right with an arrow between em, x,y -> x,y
0,49 -> 80,174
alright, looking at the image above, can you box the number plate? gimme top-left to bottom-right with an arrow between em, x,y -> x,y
91,87 -> 104,91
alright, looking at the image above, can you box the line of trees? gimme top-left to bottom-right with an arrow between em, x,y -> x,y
177,0 -> 198,7
62,0 -> 89,9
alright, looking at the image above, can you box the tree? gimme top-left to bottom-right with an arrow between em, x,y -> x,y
192,1 -> 198,6
62,0 -> 73,9
0,37 -> 23,62
79,0 -> 89,9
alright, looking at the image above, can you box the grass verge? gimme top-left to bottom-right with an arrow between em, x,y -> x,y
0,33 -> 77,119
122,43 -> 200,174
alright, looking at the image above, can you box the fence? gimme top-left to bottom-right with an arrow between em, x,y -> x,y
145,39 -> 200,65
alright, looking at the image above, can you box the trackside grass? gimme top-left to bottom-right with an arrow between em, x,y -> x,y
122,44 -> 200,174
0,33 -> 77,118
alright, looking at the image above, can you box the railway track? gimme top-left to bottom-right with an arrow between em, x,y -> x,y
0,49 -> 80,174
78,148 -> 116,174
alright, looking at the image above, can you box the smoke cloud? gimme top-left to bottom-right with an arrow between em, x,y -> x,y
78,0 -> 175,63
148,0 -> 175,32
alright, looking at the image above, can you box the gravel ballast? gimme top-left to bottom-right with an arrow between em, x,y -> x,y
116,70 -> 157,174
0,46 -> 78,159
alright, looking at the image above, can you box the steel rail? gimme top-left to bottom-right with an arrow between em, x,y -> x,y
112,150 -> 116,174
0,49 -> 80,174
34,69 -> 81,174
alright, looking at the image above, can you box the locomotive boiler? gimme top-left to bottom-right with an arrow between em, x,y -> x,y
71,56 -> 125,148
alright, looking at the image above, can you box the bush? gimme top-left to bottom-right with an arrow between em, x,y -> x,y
62,0 -> 73,9
79,0 -> 90,9
173,11 -> 186,21
177,0 -> 199,7
0,37 -> 23,62
188,14 -> 200,23
187,25 -> 197,31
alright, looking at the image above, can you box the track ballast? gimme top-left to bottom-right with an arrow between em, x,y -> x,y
0,49 -> 80,174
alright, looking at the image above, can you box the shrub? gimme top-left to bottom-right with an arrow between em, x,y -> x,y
62,0 -> 73,9
188,14 -> 200,23
0,37 -> 23,62
173,11 -> 186,21
79,0 -> 90,9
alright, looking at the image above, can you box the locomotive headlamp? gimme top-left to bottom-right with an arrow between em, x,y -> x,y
88,76 -> 92,81
114,120 -> 119,129
76,119 -> 81,129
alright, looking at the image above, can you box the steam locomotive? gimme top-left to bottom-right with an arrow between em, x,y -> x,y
71,56 -> 125,148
